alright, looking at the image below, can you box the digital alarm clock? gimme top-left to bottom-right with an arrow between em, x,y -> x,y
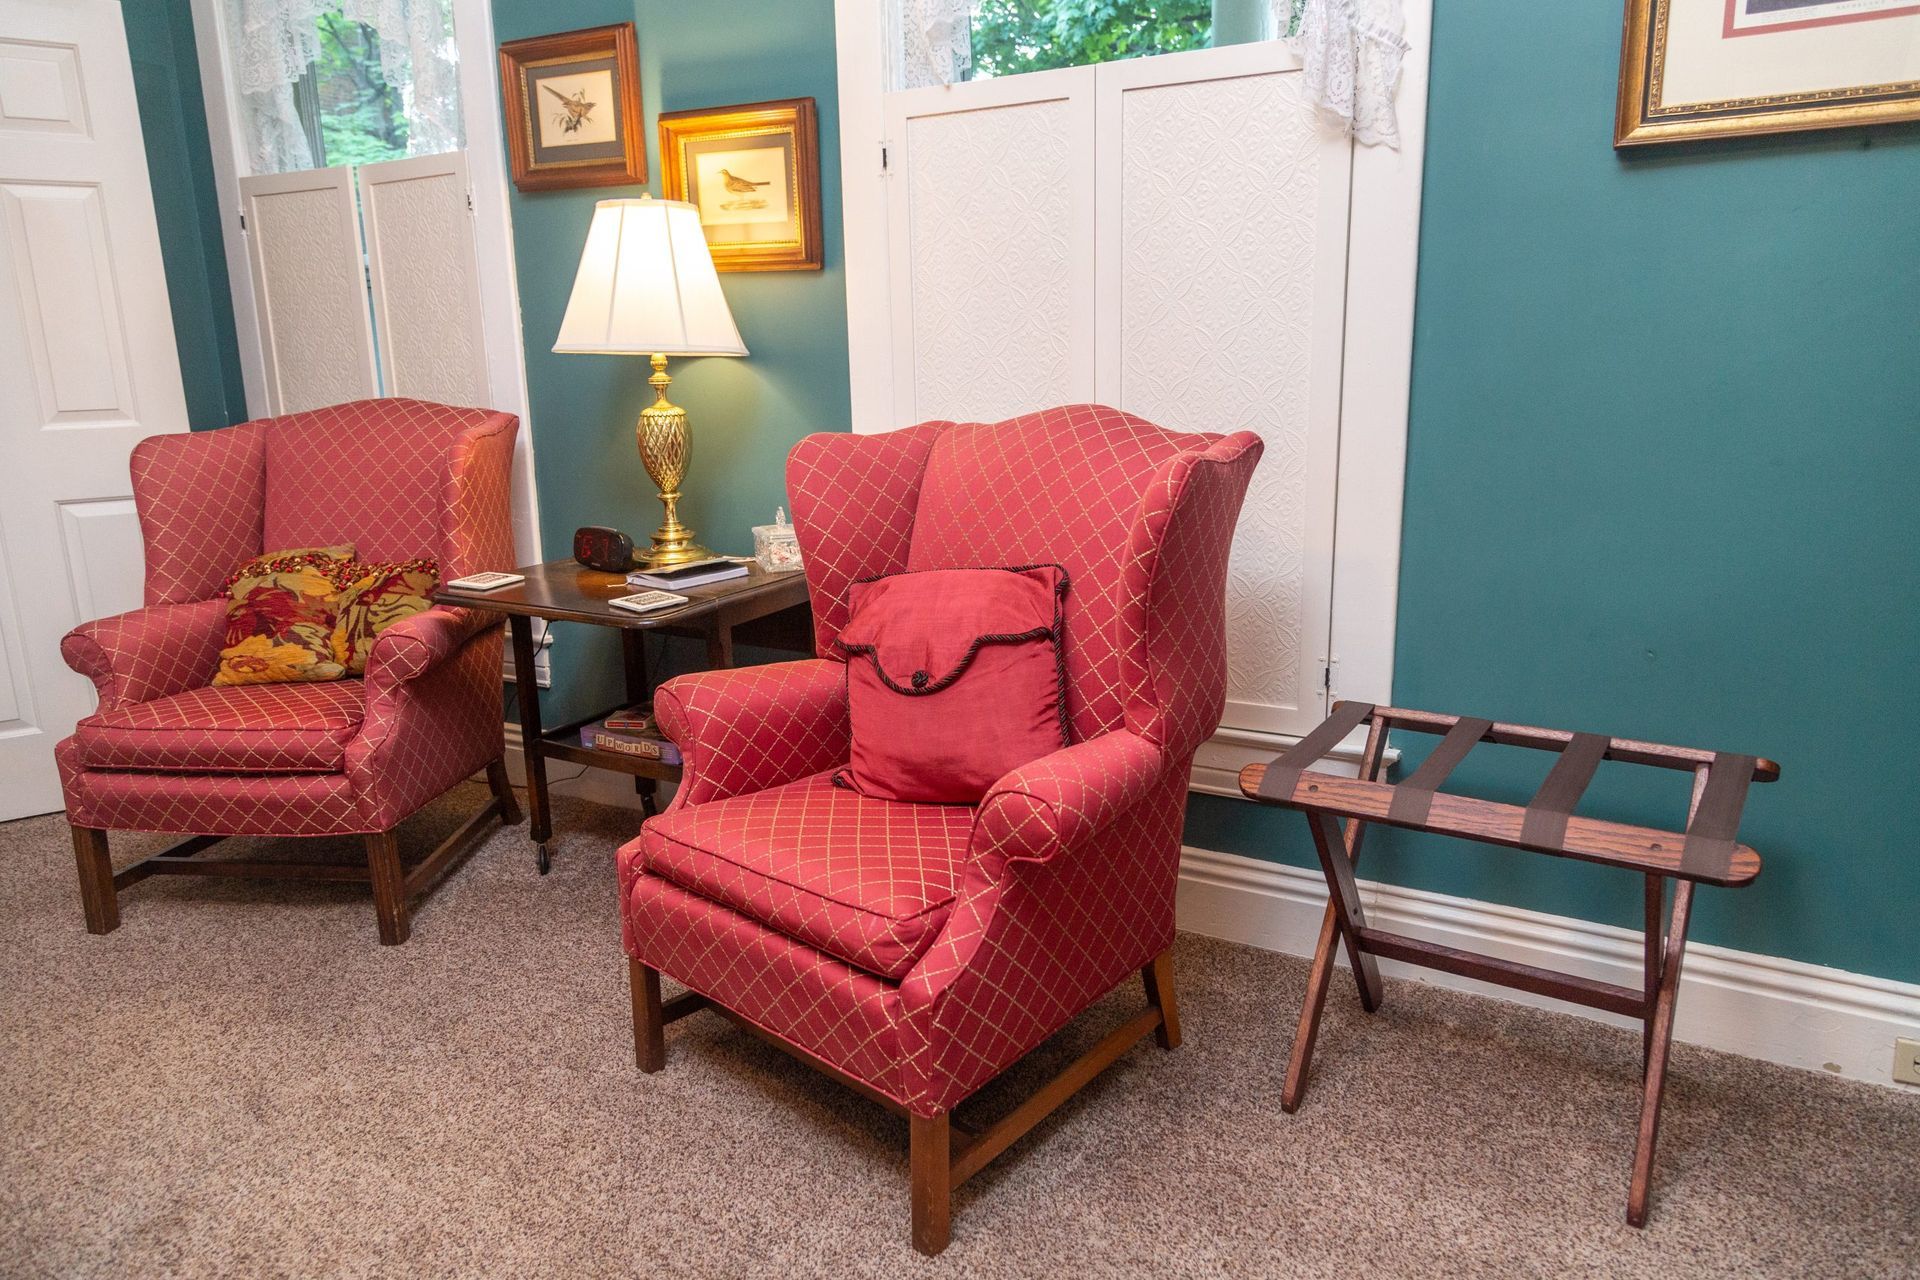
573,525 -> 634,573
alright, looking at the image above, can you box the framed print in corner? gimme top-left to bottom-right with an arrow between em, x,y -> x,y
499,24 -> 645,191
1617,0 -> 1920,145
659,98 -> 822,272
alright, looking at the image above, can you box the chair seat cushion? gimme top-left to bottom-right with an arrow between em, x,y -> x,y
638,770 -> 976,981
74,679 -> 365,773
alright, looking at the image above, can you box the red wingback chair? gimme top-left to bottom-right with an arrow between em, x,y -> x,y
618,405 -> 1261,1254
57,399 -> 523,945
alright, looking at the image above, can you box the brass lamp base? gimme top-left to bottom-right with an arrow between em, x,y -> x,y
634,353 -> 716,570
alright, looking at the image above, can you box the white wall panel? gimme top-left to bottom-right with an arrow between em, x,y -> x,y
240,166 -> 378,413
887,70 -> 1095,424
359,151 -> 488,407
1097,47 -> 1351,738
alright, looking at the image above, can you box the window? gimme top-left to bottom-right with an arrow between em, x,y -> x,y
301,15 -> 409,167
221,0 -> 461,176
900,0 -> 1273,88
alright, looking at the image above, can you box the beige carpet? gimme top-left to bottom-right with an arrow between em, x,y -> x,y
2,786 -> 1916,1278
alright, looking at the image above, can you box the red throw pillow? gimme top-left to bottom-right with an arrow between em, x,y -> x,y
834,565 -> 1069,804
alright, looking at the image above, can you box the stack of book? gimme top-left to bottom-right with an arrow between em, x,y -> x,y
626,556 -> 749,590
581,705 -> 682,765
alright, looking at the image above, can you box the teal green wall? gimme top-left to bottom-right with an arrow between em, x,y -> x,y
125,0 -> 249,431
1187,2 -> 1920,982
491,0 -> 852,725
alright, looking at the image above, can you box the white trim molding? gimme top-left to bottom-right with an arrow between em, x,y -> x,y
1178,845 -> 1920,1090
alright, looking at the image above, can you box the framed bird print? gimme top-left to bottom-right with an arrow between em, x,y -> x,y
1617,0 -> 1920,145
499,24 -> 645,191
659,99 -> 822,272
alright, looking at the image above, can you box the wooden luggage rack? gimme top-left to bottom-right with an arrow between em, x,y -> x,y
1239,702 -> 1779,1227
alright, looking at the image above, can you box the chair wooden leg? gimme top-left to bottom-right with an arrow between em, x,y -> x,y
910,1110 -> 952,1257
1142,949 -> 1182,1049
70,826 -> 118,935
487,757 -> 523,827
364,830 -> 410,945
630,957 -> 666,1072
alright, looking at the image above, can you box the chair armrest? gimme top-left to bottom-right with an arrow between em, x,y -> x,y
968,730 -> 1169,874
61,599 -> 228,712
362,606 -> 493,689
654,659 -> 850,808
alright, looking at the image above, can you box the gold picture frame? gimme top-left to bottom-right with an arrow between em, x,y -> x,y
498,24 -> 646,191
659,98 -> 822,273
1617,0 -> 1920,146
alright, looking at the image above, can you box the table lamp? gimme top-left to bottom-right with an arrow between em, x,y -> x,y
553,196 -> 748,569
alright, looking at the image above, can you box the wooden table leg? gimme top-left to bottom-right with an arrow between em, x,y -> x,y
1628,878 -> 1694,1227
705,619 -> 735,670
620,629 -> 660,818
509,616 -> 552,874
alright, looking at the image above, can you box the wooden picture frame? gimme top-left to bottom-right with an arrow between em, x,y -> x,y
658,98 -> 822,272
499,24 -> 645,191
1617,0 -> 1920,146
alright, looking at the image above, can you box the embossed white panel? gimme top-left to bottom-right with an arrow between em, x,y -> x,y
359,151 -> 489,407
888,69 -> 1096,424
240,166 -> 378,413
1097,48 -> 1352,737
0,182 -> 134,422
0,39 -> 87,135
58,497 -> 143,621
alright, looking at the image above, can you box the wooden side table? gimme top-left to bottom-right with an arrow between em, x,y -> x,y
1239,702 -> 1779,1227
435,560 -> 812,873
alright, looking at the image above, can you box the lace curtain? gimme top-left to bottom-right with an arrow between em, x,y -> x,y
225,0 -> 462,174
900,0 -> 974,90
1276,0 -> 1409,148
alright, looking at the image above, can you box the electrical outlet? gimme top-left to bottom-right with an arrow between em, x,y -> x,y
1895,1038 -> 1920,1086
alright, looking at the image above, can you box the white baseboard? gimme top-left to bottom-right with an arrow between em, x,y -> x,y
1177,845 -> 1920,1090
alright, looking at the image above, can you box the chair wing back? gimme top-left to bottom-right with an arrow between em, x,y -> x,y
905,405 -> 1261,750
787,422 -> 946,657
131,421 -> 268,605
260,399 -> 518,574
1121,430 -> 1263,758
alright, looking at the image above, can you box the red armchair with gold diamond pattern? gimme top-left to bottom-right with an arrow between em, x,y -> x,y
618,405 -> 1261,1254
57,399 -> 523,945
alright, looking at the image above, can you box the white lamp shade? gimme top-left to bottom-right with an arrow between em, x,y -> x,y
552,198 -> 748,357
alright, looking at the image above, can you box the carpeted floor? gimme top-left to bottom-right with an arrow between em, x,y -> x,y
2,787 -> 1916,1278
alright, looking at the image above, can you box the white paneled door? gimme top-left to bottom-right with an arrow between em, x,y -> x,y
867,43 -> 1347,738
0,0 -> 190,818
1094,45 -> 1349,737
358,151 -> 489,406
885,67 -> 1096,424
238,165 -> 378,414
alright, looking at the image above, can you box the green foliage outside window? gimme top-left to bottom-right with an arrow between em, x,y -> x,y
311,14 -> 408,167
968,0 -> 1214,79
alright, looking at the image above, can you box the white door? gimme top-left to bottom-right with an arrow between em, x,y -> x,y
358,150 -> 488,406
238,165 -> 378,414
884,66 -> 1096,424
1093,44 -> 1349,737
867,43 -> 1348,738
0,0 -> 189,819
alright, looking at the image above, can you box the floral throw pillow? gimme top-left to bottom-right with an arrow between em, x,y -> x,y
330,558 -> 440,676
214,547 -> 359,686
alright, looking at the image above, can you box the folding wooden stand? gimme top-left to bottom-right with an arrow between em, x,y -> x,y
1239,703 -> 1778,1227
